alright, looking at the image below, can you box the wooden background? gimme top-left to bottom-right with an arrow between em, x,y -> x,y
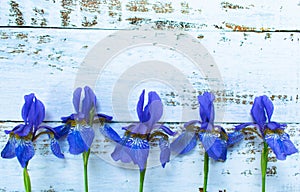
1,0 -> 300,191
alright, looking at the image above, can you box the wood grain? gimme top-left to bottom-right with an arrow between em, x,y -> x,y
1,0 -> 300,191
0,122 -> 299,192
0,28 -> 300,122
1,0 -> 300,31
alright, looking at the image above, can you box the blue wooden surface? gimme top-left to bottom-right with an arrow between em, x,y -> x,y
0,0 -> 300,191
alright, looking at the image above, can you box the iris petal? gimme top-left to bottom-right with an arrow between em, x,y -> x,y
82,86 -> 97,124
61,114 -> 75,123
79,126 -> 95,149
111,143 -> 132,163
234,122 -> 253,131
21,93 -> 35,123
125,136 -> 149,170
20,93 -> 45,131
67,129 -> 88,154
267,122 -> 285,130
145,91 -> 163,128
100,124 -> 121,143
53,124 -> 70,139
32,99 -> 45,128
50,139 -> 64,158
97,113 -> 113,121
227,131 -> 244,146
72,87 -> 82,114
198,92 -> 215,127
137,90 -> 147,122
251,96 -> 267,129
261,95 -> 274,122
160,125 -> 177,136
13,124 -> 32,137
127,123 -> 149,135
265,132 -> 298,160
183,120 -> 202,129
200,132 -> 227,161
136,90 -> 163,129
159,138 -> 170,168
170,131 -> 197,155
112,134 -> 149,170
15,139 -> 35,168
1,137 -> 16,159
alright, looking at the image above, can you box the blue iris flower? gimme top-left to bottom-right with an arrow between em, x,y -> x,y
236,95 -> 298,160
101,90 -> 176,170
170,92 -> 243,161
55,86 -> 112,155
1,93 -> 64,168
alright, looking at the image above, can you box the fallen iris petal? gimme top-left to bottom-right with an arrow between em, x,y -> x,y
199,132 -> 227,161
159,138 -> 170,168
170,131 -> 197,155
265,132 -> 298,160
1,137 -> 16,159
67,130 -> 89,154
50,139 -> 64,159
15,139 -> 35,168
100,124 -> 121,143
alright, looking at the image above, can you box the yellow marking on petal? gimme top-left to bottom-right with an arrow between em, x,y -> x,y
264,128 -> 284,135
125,130 -> 149,139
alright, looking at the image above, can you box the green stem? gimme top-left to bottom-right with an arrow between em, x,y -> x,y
261,142 -> 268,192
23,164 -> 31,192
139,169 -> 146,192
203,152 -> 209,192
83,149 -> 90,192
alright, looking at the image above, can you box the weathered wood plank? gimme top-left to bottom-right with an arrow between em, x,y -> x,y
1,0 -> 300,31
0,28 -> 300,122
1,0 -> 300,191
0,122 -> 299,191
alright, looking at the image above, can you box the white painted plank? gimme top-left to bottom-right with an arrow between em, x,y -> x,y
0,122 -> 299,191
1,0 -> 300,31
0,28 -> 300,122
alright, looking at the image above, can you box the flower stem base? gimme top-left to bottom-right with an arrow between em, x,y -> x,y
83,149 -> 90,192
23,164 -> 31,192
139,169 -> 146,192
261,142 -> 268,192
203,152 -> 209,192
